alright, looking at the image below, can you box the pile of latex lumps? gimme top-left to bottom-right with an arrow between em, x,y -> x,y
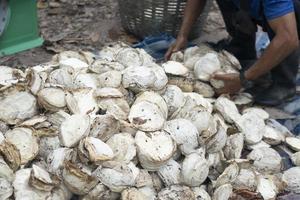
0,42 -> 300,200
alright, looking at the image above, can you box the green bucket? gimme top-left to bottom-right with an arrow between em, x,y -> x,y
0,0 -> 44,56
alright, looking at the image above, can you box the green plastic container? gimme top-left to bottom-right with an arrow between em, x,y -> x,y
0,0 -> 44,56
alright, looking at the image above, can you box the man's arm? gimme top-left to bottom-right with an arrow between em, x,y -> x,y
245,12 -> 299,80
178,0 -> 207,38
212,12 -> 299,95
165,0 -> 207,60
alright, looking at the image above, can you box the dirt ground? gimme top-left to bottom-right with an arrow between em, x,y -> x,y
0,0 -> 226,68
0,0 -> 134,68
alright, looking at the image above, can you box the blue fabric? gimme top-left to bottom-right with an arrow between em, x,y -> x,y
132,33 -> 176,61
232,0 -> 296,20
132,33 -> 194,61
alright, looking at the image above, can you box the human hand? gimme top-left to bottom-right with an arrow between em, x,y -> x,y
211,73 -> 242,95
164,36 -> 188,60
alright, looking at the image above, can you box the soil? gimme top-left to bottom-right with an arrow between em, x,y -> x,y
0,0 -> 137,68
0,0 -> 226,68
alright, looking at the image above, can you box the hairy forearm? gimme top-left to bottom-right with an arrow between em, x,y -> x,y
245,34 -> 299,80
178,0 -> 207,38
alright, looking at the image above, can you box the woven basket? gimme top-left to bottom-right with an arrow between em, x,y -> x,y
118,0 -> 211,40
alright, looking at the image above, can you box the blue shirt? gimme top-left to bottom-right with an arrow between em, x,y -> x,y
233,0 -> 295,20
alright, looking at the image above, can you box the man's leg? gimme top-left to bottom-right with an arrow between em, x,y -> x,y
215,0 -> 257,61
254,44 -> 300,106
271,47 -> 299,88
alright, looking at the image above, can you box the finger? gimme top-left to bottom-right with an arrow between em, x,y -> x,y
164,47 -> 174,61
172,44 -> 181,52
165,44 -> 182,61
215,86 -> 231,95
212,73 -> 234,81
165,44 -> 175,60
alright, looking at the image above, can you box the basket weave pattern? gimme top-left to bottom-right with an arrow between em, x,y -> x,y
118,0 -> 207,39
